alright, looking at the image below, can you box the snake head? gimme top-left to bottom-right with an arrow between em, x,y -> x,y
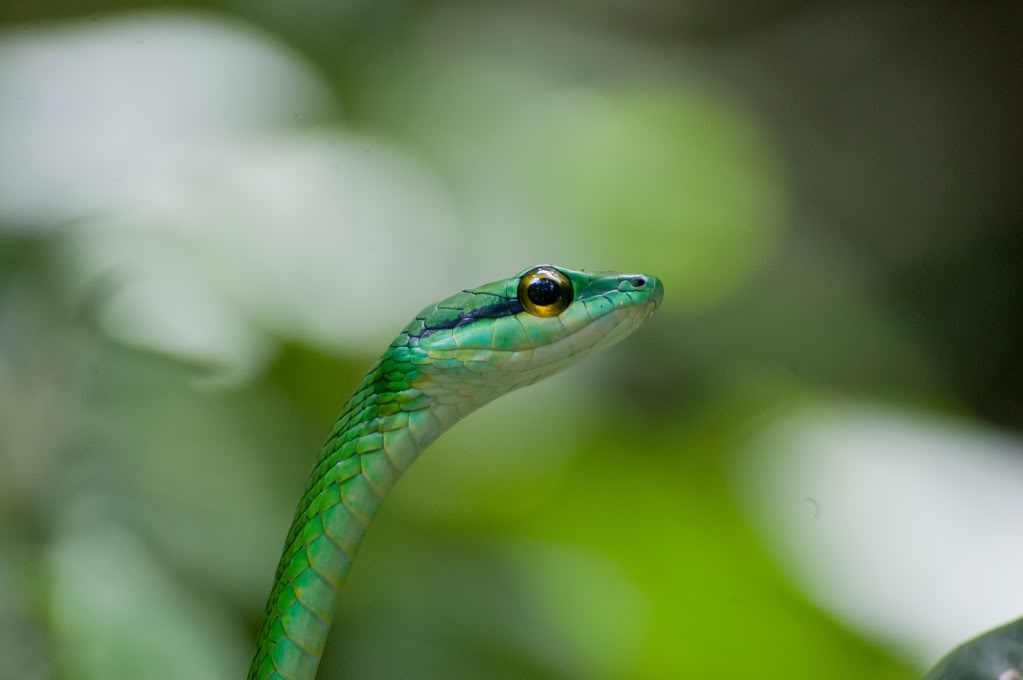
402,265 -> 662,397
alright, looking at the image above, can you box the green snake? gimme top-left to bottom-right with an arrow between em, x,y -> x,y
248,264 -> 663,680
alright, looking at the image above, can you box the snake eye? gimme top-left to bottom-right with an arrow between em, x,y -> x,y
518,266 -> 574,317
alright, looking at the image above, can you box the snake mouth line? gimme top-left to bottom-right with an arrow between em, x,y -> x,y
487,303 -> 653,382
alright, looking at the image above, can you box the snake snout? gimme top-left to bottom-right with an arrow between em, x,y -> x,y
651,277 -> 664,309
626,274 -> 663,310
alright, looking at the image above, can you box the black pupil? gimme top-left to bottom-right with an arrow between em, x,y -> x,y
527,277 -> 561,306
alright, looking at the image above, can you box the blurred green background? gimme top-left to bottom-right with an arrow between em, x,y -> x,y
1,2 -> 1020,679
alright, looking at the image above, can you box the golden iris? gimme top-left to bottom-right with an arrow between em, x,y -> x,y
517,266 -> 574,317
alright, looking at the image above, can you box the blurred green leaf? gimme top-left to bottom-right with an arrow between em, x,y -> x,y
512,418 -> 918,680
48,523 -> 249,679
523,89 -> 788,310
84,348 -> 315,608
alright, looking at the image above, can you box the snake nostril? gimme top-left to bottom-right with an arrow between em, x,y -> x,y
630,277 -> 646,288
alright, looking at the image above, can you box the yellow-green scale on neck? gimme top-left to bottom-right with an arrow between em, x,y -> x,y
248,265 -> 663,680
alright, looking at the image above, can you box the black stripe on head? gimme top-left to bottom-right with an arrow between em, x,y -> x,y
421,296 -> 523,336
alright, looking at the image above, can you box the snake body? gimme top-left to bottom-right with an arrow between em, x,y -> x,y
248,265 -> 663,680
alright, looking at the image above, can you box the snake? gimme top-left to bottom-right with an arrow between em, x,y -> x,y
248,264 -> 664,680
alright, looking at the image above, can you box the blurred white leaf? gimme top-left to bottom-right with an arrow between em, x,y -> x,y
737,403 -> 1023,668
0,11 -> 335,226
0,12 -> 469,377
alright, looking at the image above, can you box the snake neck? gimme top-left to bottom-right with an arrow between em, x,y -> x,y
249,268 -> 662,680
248,337 -> 503,680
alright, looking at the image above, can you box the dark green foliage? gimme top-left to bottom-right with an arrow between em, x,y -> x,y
926,618 -> 1023,680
